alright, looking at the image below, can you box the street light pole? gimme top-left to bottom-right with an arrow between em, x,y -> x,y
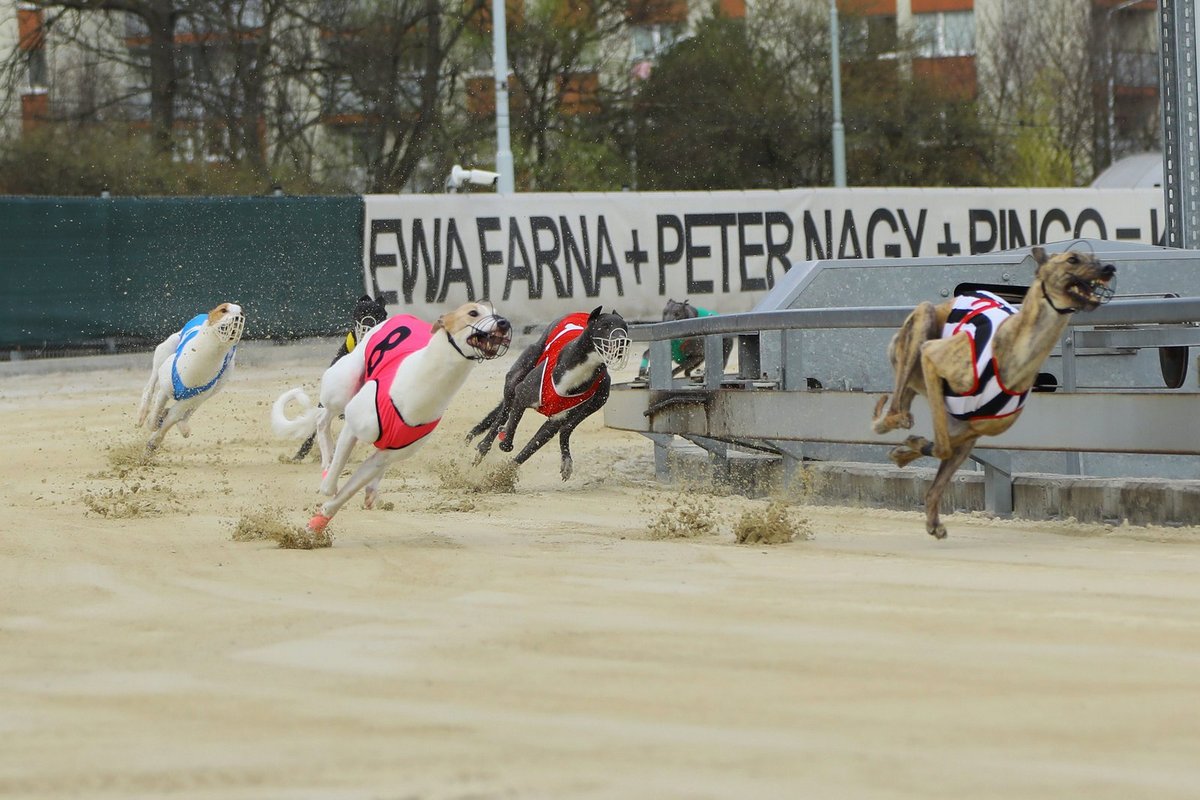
1106,0 -> 1142,167
830,0 -> 847,187
492,0 -> 515,193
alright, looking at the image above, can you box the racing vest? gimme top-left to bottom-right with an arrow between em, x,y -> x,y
536,313 -> 604,417
941,291 -> 1029,421
363,315 -> 441,450
171,313 -> 236,401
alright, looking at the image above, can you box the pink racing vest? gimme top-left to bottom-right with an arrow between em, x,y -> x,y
363,315 -> 441,450
536,313 -> 604,418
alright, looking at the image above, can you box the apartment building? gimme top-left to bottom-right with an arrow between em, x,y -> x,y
1,0 -> 1162,183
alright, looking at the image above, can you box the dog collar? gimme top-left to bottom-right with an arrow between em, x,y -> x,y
1042,283 -> 1077,315
446,329 -> 482,362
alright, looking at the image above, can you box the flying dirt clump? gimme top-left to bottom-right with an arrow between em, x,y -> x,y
232,508 -> 333,549
434,458 -> 519,494
733,500 -> 811,545
644,493 -> 720,540
82,481 -> 182,518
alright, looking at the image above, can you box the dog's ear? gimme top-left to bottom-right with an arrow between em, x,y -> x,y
431,315 -> 446,334
589,306 -> 602,322
358,294 -> 372,302
1031,247 -> 1048,271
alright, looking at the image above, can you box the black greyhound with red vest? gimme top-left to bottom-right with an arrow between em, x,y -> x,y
467,307 -> 631,480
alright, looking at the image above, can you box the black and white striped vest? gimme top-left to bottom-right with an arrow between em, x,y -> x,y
941,291 -> 1029,421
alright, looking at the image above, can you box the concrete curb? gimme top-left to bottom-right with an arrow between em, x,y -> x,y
660,445 -> 1200,527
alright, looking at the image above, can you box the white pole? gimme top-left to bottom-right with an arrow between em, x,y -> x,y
830,0 -> 846,187
492,0 -> 515,194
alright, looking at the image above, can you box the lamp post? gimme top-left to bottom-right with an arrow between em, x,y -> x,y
492,0 -> 515,193
830,0 -> 847,187
1106,0 -> 1142,167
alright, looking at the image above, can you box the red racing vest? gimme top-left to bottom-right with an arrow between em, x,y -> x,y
536,313 -> 604,417
363,315 -> 441,449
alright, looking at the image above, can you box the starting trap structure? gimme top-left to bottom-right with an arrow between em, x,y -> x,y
604,241 -> 1200,517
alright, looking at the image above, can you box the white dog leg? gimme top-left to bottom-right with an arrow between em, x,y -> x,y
137,335 -> 178,427
310,450 -> 392,531
320,425 -> 359,497
363,473 -> 385,509
315,406 -> 337,473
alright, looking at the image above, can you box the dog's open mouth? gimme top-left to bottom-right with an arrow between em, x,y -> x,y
1070,277 -> 1116,308
467,328 -> 512,360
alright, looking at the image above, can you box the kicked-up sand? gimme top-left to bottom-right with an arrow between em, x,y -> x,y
2,339 -> 1200,799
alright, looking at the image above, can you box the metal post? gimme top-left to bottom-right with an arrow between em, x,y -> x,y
1159,0 -> 1200,248
830,0 -> 847,188
492,0 -> 515,194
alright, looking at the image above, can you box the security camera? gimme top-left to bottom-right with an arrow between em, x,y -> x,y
447,164 -> 500,191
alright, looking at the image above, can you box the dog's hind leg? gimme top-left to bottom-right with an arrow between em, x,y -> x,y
469,400 -> 508,464
137,334 -> 178,427
315,406 -> 337,472
291,433 -> 317,463
873,302 -> 939,434
320,424 -> 359,497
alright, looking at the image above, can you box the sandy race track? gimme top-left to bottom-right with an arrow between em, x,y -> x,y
2,339 -> 1200,800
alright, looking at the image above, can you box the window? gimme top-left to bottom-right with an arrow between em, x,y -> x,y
630,23 -> 687,58
914,10 -> 975,58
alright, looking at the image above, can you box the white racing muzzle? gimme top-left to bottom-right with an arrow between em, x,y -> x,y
354,315 -> 381,344
216,312 -> 245,344
595,328 -> 631,371
465,314 -> 512,360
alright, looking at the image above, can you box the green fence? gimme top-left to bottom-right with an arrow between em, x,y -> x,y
0,195 -> 364,349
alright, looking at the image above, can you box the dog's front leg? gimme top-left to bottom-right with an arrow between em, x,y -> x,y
311,450 -> 392,531
513,418 -> 565,467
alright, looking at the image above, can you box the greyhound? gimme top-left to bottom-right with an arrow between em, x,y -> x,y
136,302 -> 245,454
466,306 -> 631,481
287,294 -> 388,463
871,246 -> 1116,539
273,302 -> 511,531
636,298 -> 732,381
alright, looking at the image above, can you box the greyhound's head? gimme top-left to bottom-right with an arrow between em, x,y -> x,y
205,302 -> 245,344
1033,247 -> 1116,314
351,294 -> 388,344
662,298 -> 698,322
433,301 -> 512,361
585,306 -> 631,370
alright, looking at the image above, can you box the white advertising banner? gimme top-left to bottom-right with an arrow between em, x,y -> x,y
363,187 -> 1163,323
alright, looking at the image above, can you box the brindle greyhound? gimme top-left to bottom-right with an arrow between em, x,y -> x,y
871,246 -> 1116,539
636,299 -> 733,380
467,306 -> 631,480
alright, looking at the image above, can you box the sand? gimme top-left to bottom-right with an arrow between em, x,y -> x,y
2,341 -> 1200,800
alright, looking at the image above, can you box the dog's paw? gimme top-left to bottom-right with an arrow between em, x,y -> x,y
560,456 -> 573,481
363,487 -> 377,510
498,439 -> 514,453
307,513 -> 332,533
927,522 -> 947,540
178,421 -> 191,438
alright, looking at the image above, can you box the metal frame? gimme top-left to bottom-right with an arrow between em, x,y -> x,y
616,297 -> 1200,516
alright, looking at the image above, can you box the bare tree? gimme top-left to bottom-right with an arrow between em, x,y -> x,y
976,0 -> 1100,184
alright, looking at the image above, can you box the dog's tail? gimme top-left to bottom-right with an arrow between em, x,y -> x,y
271,387 -> 320,440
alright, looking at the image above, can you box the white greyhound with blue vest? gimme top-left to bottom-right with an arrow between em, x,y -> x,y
272,301 -> 511,533
136,302 -> 245,454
